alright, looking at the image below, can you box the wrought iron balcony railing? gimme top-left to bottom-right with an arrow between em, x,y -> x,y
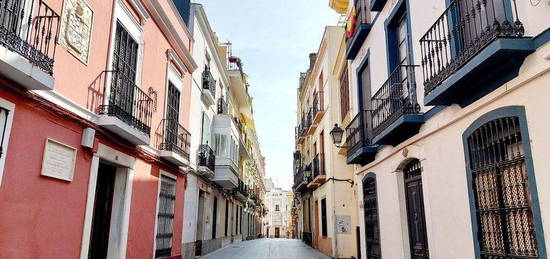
293,163 -> 307,189
202,67 -> 216,97
371,65 -> 420,136
99,70 -> 153,135
0,0 -> 60,74
312,91 -> 324,116
311,153 -> 325,179
156,119 -> 191,159
420,0 -> 525,95
345,110 -> 373,155
197,144 -> 216,172
347,0 -> 369,41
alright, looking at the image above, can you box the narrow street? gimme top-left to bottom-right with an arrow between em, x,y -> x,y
199,239 -> 330,259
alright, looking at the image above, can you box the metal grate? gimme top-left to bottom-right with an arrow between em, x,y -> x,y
363,177 -> 381,259
155,175 -> 176,258
340,65 -> 350,120
467,116 -> 538,258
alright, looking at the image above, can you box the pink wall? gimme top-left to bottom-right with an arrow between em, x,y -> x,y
0,86 -> 93,258
44,0 -> 194,131
126,164 -> 186,258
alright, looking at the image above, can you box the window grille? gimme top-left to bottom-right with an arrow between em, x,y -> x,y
363,177 -> 381,259
155,175 -> 176,258
466,116 -> 539,258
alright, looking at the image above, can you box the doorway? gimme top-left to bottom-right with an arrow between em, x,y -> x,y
88,162 -> 117,259
195,190 -> 205,256
314,200 -> 320,248
404,159 -> 429,259
275,227 -> 280,238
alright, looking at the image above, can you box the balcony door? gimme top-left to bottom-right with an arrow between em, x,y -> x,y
110,21 -> 138,116
404,159 -> 429,259
201,112 -> 211,146
165,82 -> 181,146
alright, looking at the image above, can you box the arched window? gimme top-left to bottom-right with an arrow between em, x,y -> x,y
363,175 -> 381,258
466,116 -> 539,257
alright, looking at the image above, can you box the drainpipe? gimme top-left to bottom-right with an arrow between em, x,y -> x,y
332,174 -> 339,259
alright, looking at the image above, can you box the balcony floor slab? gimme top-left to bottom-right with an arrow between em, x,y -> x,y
97,115 -> 150,145
372,114 -> 423,146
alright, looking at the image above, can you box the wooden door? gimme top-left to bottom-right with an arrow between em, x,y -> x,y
404,160 -> 429,259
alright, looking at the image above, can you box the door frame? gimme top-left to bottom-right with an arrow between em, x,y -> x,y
80,144 -> 135,259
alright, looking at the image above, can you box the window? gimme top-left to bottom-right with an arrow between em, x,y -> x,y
321,198 -> 327,237
339,65 -> 350,120
466,116 -> 539,258
0,99 -> 14,186
275,204 -> 280,211
109,21 -> 139,117
155,175 -> 177,258
201,113 -> 212,145
363,176 -> 381,258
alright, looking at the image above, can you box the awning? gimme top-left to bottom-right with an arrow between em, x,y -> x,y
329,0 -> 349,14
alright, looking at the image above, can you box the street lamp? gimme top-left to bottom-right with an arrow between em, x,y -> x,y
330,123 -> 348,148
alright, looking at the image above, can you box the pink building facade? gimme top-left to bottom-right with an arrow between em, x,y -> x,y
0,0 -> 196,258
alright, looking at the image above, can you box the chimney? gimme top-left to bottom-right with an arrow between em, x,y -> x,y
308,53 -> 317,71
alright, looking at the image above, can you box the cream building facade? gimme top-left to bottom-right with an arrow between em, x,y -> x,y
324,0 -> 550,258
293,26 -> 360,258
264,178 -> 293,238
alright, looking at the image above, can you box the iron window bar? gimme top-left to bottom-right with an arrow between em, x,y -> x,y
466,116 -> 539,258
155,175 -> 176,258
420,0 -> 525,95
0,0 -> 60,74
98,70 -> 153,136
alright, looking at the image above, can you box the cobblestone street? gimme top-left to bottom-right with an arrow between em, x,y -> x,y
199,239 -> 330,259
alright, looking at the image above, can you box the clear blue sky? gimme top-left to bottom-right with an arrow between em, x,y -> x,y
196,0 -> 340,189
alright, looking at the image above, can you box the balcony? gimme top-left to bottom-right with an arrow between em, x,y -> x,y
97,71 -> 153,145
305,108 -> 316,135
234,179 -> 248,202
156,119 -> 191,166
201,67 -> 216,106
197,144 -> 215,179
0,0 -> 59,90
292,163 -> 309,193
312,91 -> 325,124
346,0 -> 372,59
217,97 -> 227,115
307,154 -> 326,189
345,110 -> 380,165
420,0 -> 533,107
370,65 -> 423,146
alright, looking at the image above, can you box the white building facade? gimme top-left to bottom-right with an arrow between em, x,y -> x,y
328,0 -> 550,258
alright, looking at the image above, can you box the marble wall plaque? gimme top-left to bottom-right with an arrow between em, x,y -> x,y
59,0 -> 93,64
335,215 -> 351,234
41,139 -> 77,182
